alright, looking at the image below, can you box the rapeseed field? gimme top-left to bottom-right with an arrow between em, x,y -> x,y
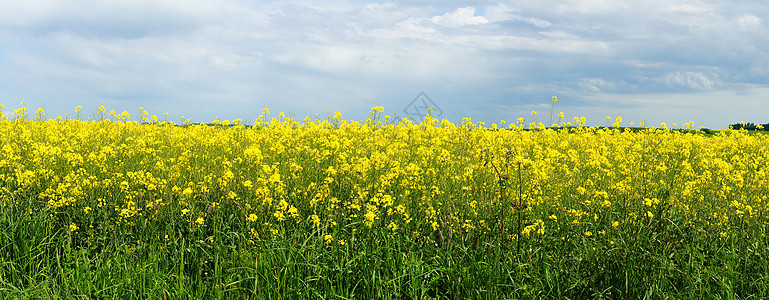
1,105 -> 768,299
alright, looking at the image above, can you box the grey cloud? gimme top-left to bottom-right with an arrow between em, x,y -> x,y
1,0 -> 768,128
0,1 -> 225,40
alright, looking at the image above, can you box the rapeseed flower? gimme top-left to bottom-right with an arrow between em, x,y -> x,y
247,214 -> 258,222
2,104 -> 767,280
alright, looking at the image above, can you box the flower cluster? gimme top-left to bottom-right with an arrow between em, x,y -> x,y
1,105 -> 767,250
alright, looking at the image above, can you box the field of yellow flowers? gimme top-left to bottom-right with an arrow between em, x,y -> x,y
1,105 -> 769,299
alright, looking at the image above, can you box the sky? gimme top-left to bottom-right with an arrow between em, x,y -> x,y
1,0 -> 767,128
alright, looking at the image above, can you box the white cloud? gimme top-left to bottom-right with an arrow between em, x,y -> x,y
393,18 -> 440,40
482,3 -> 552,27
662,3 -> 714,14
579,78 -> 615,93
430,7 -> 488,27
578,78 -> 636,93
657,72 -> 719,90
468,34 -> 613,54
737,14 -> 762,31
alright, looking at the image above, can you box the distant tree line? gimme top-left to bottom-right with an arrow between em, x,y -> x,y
728,122 -> 768,130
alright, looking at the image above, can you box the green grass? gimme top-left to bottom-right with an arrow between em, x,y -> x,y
3,199 -> 769,299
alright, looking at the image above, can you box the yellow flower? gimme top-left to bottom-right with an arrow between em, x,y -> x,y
364,210 -> 377,228
324,234 -> 333,244
274,211 -> 285,222
612,221 -> 619,228
584,231 -> 592,237
311,214 -> 320,227
69,223 -> 79,232
196,217 -> 205,225
387,222 -> 398,232
644,198 -> 653,207
247,214 -> 258,222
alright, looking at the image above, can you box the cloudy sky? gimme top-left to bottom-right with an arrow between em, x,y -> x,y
1,0 -> 767,128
